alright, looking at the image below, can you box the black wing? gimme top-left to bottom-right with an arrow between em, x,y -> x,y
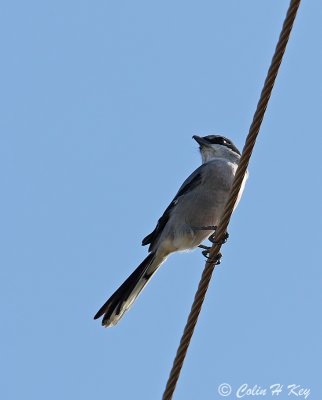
142,169 -> 203,251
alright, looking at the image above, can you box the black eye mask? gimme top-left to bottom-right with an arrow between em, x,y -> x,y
202,135 -> 241,156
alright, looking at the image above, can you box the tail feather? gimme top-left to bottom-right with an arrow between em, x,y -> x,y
94,252 -> 162,327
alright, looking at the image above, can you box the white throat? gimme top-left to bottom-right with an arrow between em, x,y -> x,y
200,144 -> 240,164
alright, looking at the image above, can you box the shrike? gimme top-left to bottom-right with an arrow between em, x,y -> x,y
94,135 -> 247,327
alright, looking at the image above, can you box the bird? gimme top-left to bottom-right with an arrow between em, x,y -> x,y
94,134 -> 248,327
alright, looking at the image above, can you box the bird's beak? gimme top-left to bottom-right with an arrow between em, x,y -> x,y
192,135 -> 210,147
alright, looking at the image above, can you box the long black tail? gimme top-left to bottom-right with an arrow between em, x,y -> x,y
94,252 -> 162,327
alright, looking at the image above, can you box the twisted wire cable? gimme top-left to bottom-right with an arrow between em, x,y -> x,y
162,1 -> 302,398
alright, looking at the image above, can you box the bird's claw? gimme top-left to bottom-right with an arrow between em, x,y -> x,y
199,246 -> 222,265
197,226 -> 227,263
198,244 -> 211,251
203,252 -> 222,265
193,226 -> 229,246
202,249 -> 210,257
208,231 -> 229,245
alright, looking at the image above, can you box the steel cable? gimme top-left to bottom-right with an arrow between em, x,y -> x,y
162,1 -> 302,398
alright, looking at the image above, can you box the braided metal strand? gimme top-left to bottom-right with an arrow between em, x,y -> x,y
162,1 -> 302,399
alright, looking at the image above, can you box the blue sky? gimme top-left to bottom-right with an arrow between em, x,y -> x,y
1,1 -> 321,399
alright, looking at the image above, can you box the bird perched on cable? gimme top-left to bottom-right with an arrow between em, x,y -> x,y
94,135 -> 247,327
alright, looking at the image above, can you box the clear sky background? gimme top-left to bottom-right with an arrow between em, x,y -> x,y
1,1 -> 321,399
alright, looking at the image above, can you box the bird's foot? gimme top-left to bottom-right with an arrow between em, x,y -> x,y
202,249 -> 210,257
204,252 -> 222,265
198,245 -> 222,265
208,231 -> 229,245
198,245 -> 211,258
198,244 -> 211,251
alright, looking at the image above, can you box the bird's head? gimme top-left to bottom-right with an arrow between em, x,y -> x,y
193,134 -> 241,163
